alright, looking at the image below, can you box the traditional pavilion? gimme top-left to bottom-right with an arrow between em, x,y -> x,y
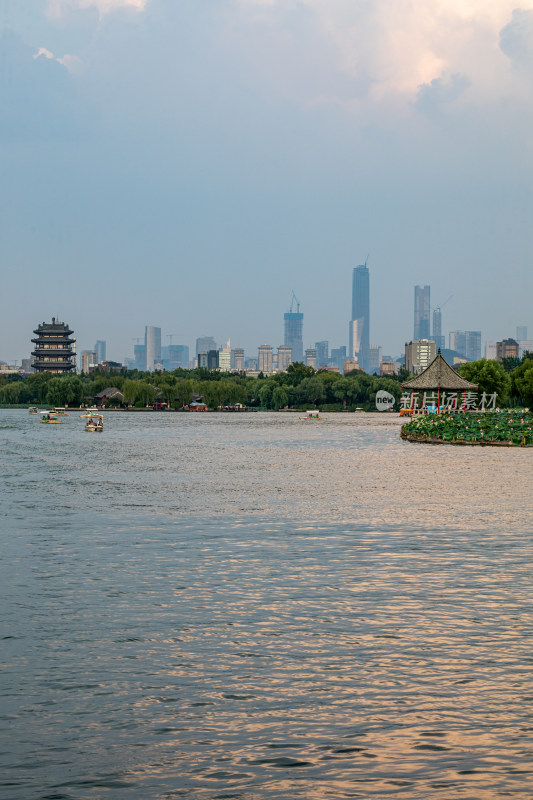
402,350 -> 477,411
31,318 -> 76,374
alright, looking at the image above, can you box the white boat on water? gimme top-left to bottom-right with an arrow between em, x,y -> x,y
299,409 -> 326,421
80,407 -> 99,417
85,414 -> 103,432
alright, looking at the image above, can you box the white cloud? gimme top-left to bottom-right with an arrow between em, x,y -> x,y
33,47 -> 55,60
234,0 -> 533,107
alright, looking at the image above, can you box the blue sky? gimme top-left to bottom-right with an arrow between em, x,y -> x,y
1,0 -> 532,363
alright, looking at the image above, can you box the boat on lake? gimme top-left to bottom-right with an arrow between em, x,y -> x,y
53,408 -> 70,416
28,407 -> 38,414
299,409 -> 326,421
80,407 -> 99,417
85,414 -> 103,432
40,412 -> 61,424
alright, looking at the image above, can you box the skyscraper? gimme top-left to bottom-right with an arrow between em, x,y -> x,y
258,344 -> 273,374
196,336 -> 217,357
284,294 -> 303,363
277,345 -> 292,372
81,350 -> 97,373
315,341 -> 329,368
431,308 -> 445,350
449,331 -> 481,362
305,348 -> 317,368
232,348 -> 245,371
349,264 -> 370,371
94,340 -> 106,363
414,285 -> 430,340
145,326 -> 161,372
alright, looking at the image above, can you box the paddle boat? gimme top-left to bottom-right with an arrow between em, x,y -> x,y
53,408 -> 70,416
28,407 -> 39,414
80,407 -> 99,418
85,414 -> 103,432
299,409 -> 326,421
40,412 -> 61,424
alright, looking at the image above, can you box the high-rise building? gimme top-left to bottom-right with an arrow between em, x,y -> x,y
277,345 -> 292,372
162,344 -> 189,370
343,358 -> 362,374
207,350 -> 219,370
414,285 -> 430,340
516,326 -> 528,341
315,341 -> 329,368
94,340 -> 106,363
305,348 -> 317,368
145,326 -> 161,372
196,336 -> 217,357
284,314 -> 303,362
449,331 -> 481,362
367,345 -> 382,375
82,350 -> 97,373
431,308 -> 445,350
284,295 -> 304,363
232,348 -> 245,371
405,339 -> 436,375
197,352 -> 209,369
349,264 -> 370,371
218,341 -> 231,372
31,318 -> 76,374
258,344 -> 273,374
496,339 -> 519,362
134,344 -> 146,371
485,342 -> 497,360
331,346 -> 347,373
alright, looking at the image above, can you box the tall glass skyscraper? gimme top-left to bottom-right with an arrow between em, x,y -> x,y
414,285 -> 430,339
284,311 -> 303,362
145,325 -> 161,372
94,340 -> 106,364
349,264 -> 370,371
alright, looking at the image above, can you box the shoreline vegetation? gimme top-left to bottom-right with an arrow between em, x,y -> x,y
401,411 -> 533,447
1,354 -> 532,412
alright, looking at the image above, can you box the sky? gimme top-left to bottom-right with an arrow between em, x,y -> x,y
1,0 -> 532,363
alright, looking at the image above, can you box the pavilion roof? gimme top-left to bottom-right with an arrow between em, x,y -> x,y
402,351 -> 478,390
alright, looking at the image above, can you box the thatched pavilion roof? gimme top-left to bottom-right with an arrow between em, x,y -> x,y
402,351 -> 477,391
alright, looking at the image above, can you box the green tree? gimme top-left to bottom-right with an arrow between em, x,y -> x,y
26,372 -> 53,402
0,382 -> 24,403
511,359 -> 533,407
296,377 -> 326,406
458,359 -> 511,405
271,385 -> 289,410
46,378 -> 67,406
123,379 -> 143,406
284,362 -> 315,386
175,379 -> 195,407
258,383 -> 273,409
63,376 -> 84,406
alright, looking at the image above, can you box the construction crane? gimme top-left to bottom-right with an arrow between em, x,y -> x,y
433,294 -> 454,313
289,291 -> 300,314
167,334 -> 183,346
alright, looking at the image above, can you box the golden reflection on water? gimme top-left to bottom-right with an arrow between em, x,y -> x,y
1,410 -> 532,799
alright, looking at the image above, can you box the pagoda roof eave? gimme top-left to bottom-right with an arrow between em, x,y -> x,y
402,351 -> 478,391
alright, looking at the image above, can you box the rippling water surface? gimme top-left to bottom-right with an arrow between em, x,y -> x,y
1,410 -> 532,799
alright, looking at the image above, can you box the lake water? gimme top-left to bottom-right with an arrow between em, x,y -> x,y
1,409 -> 532,799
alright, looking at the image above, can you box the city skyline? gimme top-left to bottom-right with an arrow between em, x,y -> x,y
1,2 -> 532,363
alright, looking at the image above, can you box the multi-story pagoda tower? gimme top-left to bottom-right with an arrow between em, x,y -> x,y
31,317 -> 76,374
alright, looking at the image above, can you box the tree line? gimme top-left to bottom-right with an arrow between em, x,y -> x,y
1,355 -> 532,409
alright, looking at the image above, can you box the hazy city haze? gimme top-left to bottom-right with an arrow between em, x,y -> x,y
1,0 -> 532,362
